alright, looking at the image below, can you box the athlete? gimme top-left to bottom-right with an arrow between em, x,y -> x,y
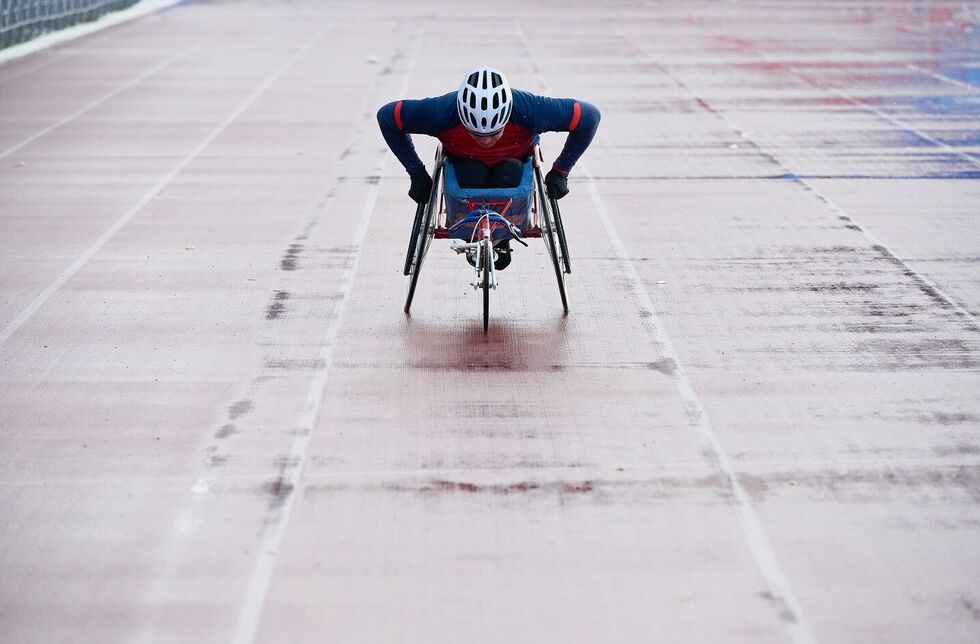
377,66 -> 600,270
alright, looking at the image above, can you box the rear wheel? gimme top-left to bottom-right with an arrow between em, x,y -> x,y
551,196 -> 571,274
535,166 -> 569,313
403,201 -> 425,276
403,202 -> 431,313
404,153 -> 443,314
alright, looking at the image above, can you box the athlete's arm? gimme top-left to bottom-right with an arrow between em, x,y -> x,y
376,93 -> 457,175
515,91 -> 601,175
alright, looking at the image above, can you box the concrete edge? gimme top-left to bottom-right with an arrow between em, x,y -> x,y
0,0 -> 183,66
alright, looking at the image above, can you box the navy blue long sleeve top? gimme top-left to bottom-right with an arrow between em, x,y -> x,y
377,90 -> 600,176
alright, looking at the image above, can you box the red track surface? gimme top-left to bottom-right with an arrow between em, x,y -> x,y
1,1 -> 979,642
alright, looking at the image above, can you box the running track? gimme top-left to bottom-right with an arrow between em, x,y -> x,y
1,1 -> 979,642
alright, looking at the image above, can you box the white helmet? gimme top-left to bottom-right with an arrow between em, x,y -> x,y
457,66 -> 513,135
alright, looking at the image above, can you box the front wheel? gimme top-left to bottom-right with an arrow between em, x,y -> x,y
482,238 -> 491,334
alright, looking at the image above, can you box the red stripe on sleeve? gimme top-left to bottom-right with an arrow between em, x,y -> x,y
568,101 -> 581,131
394,100 -> 404,130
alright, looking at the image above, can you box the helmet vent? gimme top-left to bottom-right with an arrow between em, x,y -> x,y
456,66 -> 512,135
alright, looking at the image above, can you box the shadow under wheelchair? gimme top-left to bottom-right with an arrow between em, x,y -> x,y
402,315 -> 571,373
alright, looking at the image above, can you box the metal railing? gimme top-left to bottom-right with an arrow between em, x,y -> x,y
1,0 -> 142,49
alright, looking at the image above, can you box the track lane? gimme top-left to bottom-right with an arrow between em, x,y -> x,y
2,2 -> 979,643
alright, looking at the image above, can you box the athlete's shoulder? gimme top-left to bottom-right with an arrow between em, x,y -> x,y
510,88 -> 539,110
394,91 -> 459,134
509,89 -> 579,132
509,88 -> 541,127
418,91 -> 458,111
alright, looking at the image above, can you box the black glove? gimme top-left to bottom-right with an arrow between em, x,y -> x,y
408,168 -> 433,204
545,169 -> 569,200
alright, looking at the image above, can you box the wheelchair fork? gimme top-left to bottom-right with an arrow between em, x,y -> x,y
449,214 -> 497,290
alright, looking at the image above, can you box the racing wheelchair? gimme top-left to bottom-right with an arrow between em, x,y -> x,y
403,145 -> 571,333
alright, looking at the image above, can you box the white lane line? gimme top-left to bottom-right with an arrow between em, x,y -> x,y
230,149 -> 389,644
805,76 -> 980,169
0,0 -> 181,66
583,170 -> 819,644
0,25 -> 230,161
684,84 -> 980,329
782,178 -> 980,329
0,26 -> 328,351
728,46 -> 980,170
612,27 -> 980,330
518,21 -> 816,641
229,28 -> 425,644
906,63 -> 979,91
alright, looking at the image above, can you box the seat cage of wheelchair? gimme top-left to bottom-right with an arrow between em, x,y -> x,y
433,154 -> 545,241
403,144 -> 570,326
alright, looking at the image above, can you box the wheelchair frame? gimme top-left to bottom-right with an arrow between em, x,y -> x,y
403,145 -> 571,333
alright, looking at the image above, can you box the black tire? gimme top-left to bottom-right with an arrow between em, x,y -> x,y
403,204 -> 429,313
551,196 -> 571,274
404,153 -> 444,314
404,201 -> 425,276
483,239 -> 491,334
534,166 -> 569,313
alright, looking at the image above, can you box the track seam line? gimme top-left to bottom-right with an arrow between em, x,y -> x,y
582,167 -> 819,644
0,26 -> 233,161
612,28 -> 980,332
4,457 -> 977,488
905,63 -> 979,91
0,26 -> 325,351
709,36 -> 980,170
786,67 -> 980,169
229,26 -> 425,644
